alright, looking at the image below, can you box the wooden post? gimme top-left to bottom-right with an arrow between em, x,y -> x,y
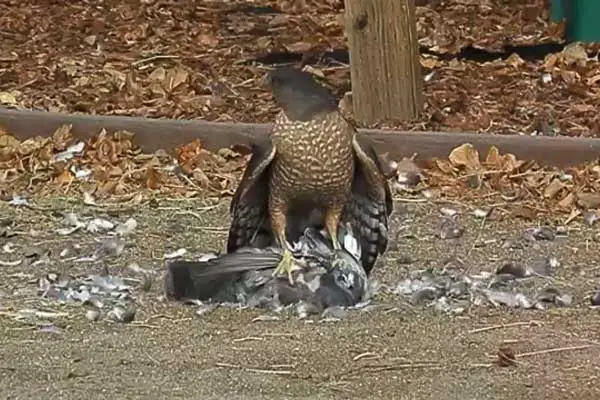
344,0 -> 423,125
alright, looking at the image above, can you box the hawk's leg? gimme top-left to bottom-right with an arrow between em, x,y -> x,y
324,206 -> 343,252
270,205 -> 296,285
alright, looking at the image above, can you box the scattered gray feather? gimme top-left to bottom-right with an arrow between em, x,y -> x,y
393,259 -> 574,313
86,218 -> 115,233
115,218 -> 137,236
438,218 -> 465,239
107,306 -> 136,323
524,226 -> 556,241
195,303 -> 217,316
583,211 -> 599,226
591,290 -> 600,306
86,309 -> 101,322
94,238 -> 125,259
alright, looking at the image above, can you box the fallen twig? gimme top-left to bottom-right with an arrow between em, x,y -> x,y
340,362 -> 442,378
132,54 -> 180,66
215,362 -> 293,375
468,320 -> 542,334
517,345 -> 596,359
392,197 -> 428,203
232,336 -> 263,343
352,352 -> 381,362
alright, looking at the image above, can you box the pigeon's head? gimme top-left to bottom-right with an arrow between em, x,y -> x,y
316,250 -> 368,308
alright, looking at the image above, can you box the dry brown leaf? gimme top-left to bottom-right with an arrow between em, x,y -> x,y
165,67 -> 189,92
420,57 -> 440,69
557,192 -> 575,209
571,104 -> 596,113
0,91 -> 19,106
256,37 -> 273,50
576,192 -> 600,209
131,192 -> 144,204
510,206 -> 536,220
484,146 -> 524,172
448,58 -> 467,71
97,180 -> 118,197
217,147 -> 242,159
55,168 -> 73,185
433,158 -> 455,174
176,139 -> 204,165
198,34 -> 219,47
542,53 -> 559,71
560,70 -> 580,85
18,137 -> 50,156
83,35 -> 96,46
0,133 -> 20,160
115,181 -> 128,195
125,71 -> 140,96
149,67 -> 166,82
562,42 -> 588,67
587,74 -> 600,86
543,178 -> 565,199
145,167 -> 160,189
192,168 -> 211,188
51,124 -> 73,151
103,66 -> 127,91
108,165 -> 124,177
506,53 -> 525,68
485,146 -> 502,167
448,143 -> 481,171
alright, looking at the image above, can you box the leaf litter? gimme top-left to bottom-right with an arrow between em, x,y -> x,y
1,123 -> 599,231
1,1 -> 599,137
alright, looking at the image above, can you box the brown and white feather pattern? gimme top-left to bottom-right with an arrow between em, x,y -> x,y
268,110 -> 355,208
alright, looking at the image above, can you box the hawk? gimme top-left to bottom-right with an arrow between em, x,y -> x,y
227,67 -> 392,283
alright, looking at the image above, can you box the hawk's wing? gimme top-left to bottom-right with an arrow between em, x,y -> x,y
344,124 -> 393,275
227,139 -> 277,252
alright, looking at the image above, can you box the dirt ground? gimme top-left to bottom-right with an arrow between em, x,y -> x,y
1,196 -> 600,399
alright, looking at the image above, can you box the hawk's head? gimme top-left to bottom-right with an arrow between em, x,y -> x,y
264,67 -> 338,121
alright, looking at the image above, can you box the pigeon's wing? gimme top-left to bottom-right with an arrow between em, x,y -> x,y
227,140 -> 277,252
164,248 -> 283,301
345,129 -> 393,275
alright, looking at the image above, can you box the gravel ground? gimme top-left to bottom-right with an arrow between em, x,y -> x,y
1,196 -> 600,399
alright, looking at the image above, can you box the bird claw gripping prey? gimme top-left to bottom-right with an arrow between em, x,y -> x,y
272,247 -> 296,285
164,226 -> 369,310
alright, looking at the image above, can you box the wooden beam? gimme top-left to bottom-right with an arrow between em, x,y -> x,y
0,109 -> 599,167
344,0 -> 423,124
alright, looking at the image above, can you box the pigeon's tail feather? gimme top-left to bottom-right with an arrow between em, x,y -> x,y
164,250 -> 282,301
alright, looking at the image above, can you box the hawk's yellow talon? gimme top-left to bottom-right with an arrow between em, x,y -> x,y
273,248 -> 295,285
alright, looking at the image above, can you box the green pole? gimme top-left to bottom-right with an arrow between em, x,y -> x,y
551,0 -> 600,42
550,0 -> 567,22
